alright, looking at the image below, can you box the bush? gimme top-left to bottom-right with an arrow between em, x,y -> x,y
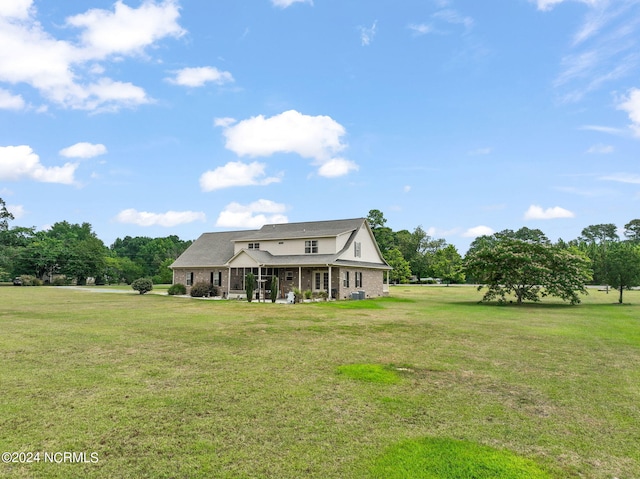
168,283 -> 187,296
190,281 -> 214,298
131,278 -> 153,295
303,289 -> 313,300
51,277 -> 70,286
245,273 -> 255,302
20,275 -> 42,286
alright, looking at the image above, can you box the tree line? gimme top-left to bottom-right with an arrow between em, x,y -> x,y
0,198 -> 191,285
368,209 -> 640,304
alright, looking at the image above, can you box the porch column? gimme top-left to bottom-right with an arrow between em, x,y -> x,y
298,266 -> 302,292
258,266 -> 262,302
328,265 -> 332,299
227,267 -> 231,298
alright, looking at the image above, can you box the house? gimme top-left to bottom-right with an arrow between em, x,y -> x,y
170,218 -> 392,300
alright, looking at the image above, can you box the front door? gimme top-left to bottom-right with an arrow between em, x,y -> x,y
313,270 -> 329,292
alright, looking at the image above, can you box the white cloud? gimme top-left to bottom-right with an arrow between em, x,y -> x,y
316,158 -> 359,178
462,225 -> 494,238
524,205 -> 575,220
403,185 -> 411,193
618,88 -> 640,137
215,199 -> 288,228
359,21 -> 378,46
218,109 -> 356,177
548,1 -> 640,103
200,161 -> 281,191
6,204 -> 25,219
166,66 -> 234,87
586,143 -> 614,154
408,24 -> 433,36
271,0 -> 313,8
0,1 -> 183,111
0,88 -> 25,110
115,208 -> 206,227
599,173 -> 640,184
0,0 -> 33,20
214,117 -> 237,128
432,9 -> 474,30
66,0 -> 184,59
579,124 -> 627,136
59,142 -> 107,159
0,145 -> 77,184
534,0 -> 600,11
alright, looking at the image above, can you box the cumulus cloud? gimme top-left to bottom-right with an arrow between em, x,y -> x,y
217,110 -> 357,178
0,0 -> 183,111
115,208 -> 206,227
200,161 -> 281,191
59,142 -> 107,158
271,0 -> 313,8
0,145 -> 78,184
524,205 -> 575,220
462,225 -> 494,238
359,21 -> 378,46
618,88 -> 640,137
316,158 -> 359,178
166,66 -> 234,87
0,88 -> 25,110
215,199 -> 288,228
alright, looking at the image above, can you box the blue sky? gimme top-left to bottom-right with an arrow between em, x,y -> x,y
1,0 -> 639,253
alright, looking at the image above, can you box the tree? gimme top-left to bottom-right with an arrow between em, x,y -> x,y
131,278 -> 153,295
464,229 -> 592,305
245,272 -> 256,302
385,248 -> 411,284
432,244 -> 465,285
367,209 -> 394,254
624,219 -> 640,243
577,223 -> 620,286
0,197 -> 14,232
603,241 -> 640,304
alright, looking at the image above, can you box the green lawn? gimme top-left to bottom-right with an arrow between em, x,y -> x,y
0,285 -> 638,478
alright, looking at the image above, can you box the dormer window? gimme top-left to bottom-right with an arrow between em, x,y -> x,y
305,240 -> 318,254
248,243 -> 259,250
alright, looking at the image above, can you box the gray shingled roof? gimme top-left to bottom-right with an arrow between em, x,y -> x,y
236,218 -> 365,241
170,230 -> 256,268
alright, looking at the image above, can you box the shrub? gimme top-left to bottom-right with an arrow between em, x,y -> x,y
131,278 -> 153,295
20,275 -> 42,286
303,289 -> 313,300
245,273 -> 255,302
190,282 -> 213,298
168,283 -> 187,296
51,277 -> 70,286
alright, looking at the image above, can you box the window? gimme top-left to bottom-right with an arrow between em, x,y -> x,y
355,272 -> 363,288
314,271 -> 329,291
186,272 -> 193,286
305,240 -> 318,254
248,243 -> 259,250
343,271 -> 350,287
285,270 -> 293,281
354,242 -> 361,258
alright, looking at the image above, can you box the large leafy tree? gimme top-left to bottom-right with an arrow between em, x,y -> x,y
603,241 -> 640,304
367,209 -> 395,254
432,244 -> 465,285
624,219 -> 640,243
385,248 -> 412,284
464,228 -> 592,304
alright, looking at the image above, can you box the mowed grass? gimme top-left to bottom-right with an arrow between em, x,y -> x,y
0,285 -> 638,478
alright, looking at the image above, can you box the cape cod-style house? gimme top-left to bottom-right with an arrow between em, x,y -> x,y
170,218 -> 391,300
